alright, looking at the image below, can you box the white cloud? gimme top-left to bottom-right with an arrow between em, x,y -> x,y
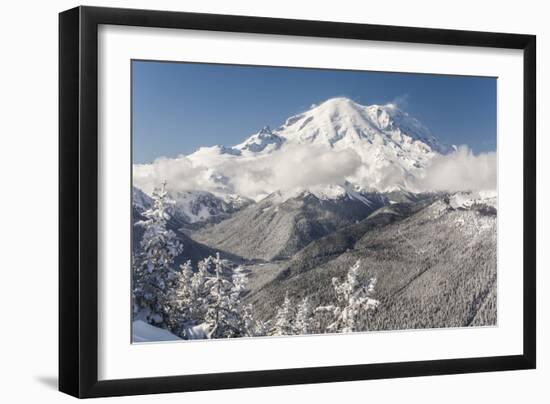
413,146 -> 497,192
133,144 -> 363,200
134,144 -> 495,199
133,156 -> 210,195
237,144 -> 362,196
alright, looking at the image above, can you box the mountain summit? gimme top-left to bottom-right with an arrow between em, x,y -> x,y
135,97 -> 455,200
271,97 -> 452,153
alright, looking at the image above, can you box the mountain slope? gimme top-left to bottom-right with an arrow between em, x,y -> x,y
246,195 -> 497,330
278,194 -> 440,279
192,190 -> 388,261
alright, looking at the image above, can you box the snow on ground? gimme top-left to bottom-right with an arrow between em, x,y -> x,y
132,320 -> 214,342
132,320 -> 181,343
185,323 -> 210,340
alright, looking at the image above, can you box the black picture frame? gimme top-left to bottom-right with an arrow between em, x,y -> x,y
59,5 -> 536,398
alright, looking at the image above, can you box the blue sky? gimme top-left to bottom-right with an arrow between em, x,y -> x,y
132,60 -> 496,164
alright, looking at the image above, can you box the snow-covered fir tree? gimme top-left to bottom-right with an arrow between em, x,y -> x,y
251,317 -> 271,337
203,253 -> 250,338
132,183 -> 183,328
315,260 -> 379,333
294,297 -> 312,335
166,260 -> 198,335
271,292 -> 295,336
174,257 -> 214,326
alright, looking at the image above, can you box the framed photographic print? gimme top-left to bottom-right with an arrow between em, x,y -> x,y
59,6 -> 536,398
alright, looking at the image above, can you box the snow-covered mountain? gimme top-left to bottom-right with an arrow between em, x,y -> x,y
270,97 -> 454,192
133,184 -> 250,229
192,97 -> 451,155
134,97 -> 456,207
194,188 -> 388,261
274,97 -> 452,153
234,126 -> 283,153
132,186 -> 152,213
169,190 -> 250,224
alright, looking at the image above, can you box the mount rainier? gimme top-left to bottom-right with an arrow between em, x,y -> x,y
134,97 -> 459,208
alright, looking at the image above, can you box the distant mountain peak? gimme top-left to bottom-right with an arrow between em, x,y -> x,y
234,126 -> 284,153
258,125 -> 272,134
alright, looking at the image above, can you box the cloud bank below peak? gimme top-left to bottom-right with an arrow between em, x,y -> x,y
133,144 -> 363,200
134,143 -> 496,201
412,146 -> 496,193
133,97 -> 495,199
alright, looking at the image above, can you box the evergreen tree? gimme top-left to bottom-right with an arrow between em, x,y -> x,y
324,260 -> 379,333
204,253 -> 250,338
294,297 -> 312,335
272,292 -> 295,336
166,260 -> 196,335
188,257 -> 211,321
167,252 -> 259,339
312,260 -> 378,333
252,318 -> 271,337
132,183 -> 182,328
176,257 -> 211,325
